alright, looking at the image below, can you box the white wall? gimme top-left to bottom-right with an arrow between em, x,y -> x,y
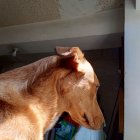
125,0 -> 140,139
0,8 -> 123,55
0,0 -> 123,27
0,8 -> 123,45
58,0 -> 123,19
0,1 -> 123,55
0,33 -> 122,55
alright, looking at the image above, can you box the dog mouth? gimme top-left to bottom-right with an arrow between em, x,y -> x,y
81,113 -> 104,130
71,113 -> 92,129
70,112 -> 104,130
83,113 -> 90,125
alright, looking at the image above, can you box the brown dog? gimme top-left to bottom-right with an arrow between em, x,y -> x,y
0,47 -> 104,140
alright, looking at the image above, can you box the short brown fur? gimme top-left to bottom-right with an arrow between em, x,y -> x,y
0,47 -> 104,140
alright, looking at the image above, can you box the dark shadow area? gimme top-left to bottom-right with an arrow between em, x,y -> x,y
132,0 -> 136,9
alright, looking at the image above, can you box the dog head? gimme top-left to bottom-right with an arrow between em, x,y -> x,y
56,47 -> 105,130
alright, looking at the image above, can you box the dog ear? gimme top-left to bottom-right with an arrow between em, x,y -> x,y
56,47 -> 85,73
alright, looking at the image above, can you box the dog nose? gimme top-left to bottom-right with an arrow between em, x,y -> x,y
99,122 -> 106,130
100,121 -> 106,130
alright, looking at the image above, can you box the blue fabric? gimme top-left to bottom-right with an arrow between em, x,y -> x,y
74,127 -> 106,140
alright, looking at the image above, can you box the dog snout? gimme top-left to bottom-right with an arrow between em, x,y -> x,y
90,116 -> 105,130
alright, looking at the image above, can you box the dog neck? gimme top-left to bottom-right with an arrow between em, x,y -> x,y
28,68 -> 70,133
